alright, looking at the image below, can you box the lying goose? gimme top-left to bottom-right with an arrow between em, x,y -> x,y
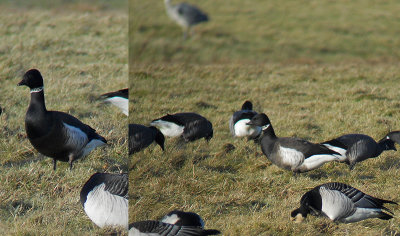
18,69 -> 107,170
291,182 -> 397,223
247,113 -> 341,173
229,101 -> 261,140
81,172 -> 128,229
321,132 -> 398,169
100,88 -> 128,116
129,124 -> 165,155
129,221 -> 220,236
150,112 -> 213,142
161,210 -> 205,227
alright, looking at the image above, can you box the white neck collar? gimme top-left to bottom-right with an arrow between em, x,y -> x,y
262,124 -> 270,131
30,87 -> 43,93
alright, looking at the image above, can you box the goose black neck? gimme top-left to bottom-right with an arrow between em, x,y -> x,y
29,90 -> 47,112
261,124 -> 277,139
377,138 -> 395,153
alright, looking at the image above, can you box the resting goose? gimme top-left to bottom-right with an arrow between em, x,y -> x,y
18,69 -> 107,170
100,88 -> 128,116
229,101 -> 261,140
247,113 -> 341,173
150,112 -> 213,142
291,182 -> 397,223
129,221 -> 220,236
80,172 -> 128,229
161,210 -> 205,227
129,124 -> 165,155
321,133 -> 398,169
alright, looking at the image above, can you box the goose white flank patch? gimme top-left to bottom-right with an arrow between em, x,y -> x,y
81,172 -> 128,229
164,0 -> 208,39
150,112 -> 213,142
101,88 -> 128,116
18,69 -> 107,170
129,124 -> 165,155
229,101 -> 261,140
129,221 -> 221,236
161,210 -> 205,227
247,113 -> 341,173
321,133 -> 397,169
291,182 -> 397,223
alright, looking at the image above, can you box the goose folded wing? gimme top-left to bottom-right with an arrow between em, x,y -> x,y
103,174 -> 128,198
130,221 -> 218,236
52,111 -> 99,139
279,138 -> 340,158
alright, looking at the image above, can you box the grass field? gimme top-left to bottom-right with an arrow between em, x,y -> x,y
0,1 -> 127,234
131,0 -> 400,235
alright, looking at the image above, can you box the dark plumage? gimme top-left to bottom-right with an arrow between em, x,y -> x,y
164,0 -> 209,39
161,210 -> 205,227
129,124 -> 165,155
229,101 -> 261,140
129,221 -> 220,236
247,113 -> 341,173
321,133 -> 397,169
150,112 -> 213,143
18,69 -> 107,170
291,182 -> 397,223
81,172 -> 128,229
100,88 -> 128,116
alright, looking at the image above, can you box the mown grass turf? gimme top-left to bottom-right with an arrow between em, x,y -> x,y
0,2 -> 127,234
130,64 -> 400,235
131,0 -> 400,234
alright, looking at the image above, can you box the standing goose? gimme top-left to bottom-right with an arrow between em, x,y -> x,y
100,88 -> 128,116
321,132 -> 397,169
81,172 -> 128,229
150,112 -> 213,143
129,221 -> 220,236
129,124 -> 165,155
164,0 -> 209,39
18,69 -> 107,170
247,113 -> 341,173
291,182 -> 397,223
229,101 -> 261,140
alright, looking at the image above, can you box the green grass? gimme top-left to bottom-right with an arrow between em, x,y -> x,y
131,0 -> 400,234
0,2 -> 127,235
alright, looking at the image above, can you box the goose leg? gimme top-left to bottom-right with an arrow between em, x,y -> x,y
53,159 -> 57,171
68,154 -> 75,170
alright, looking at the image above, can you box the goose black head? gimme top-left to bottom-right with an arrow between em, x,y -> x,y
18,69 -> 44,89
150,126 -> 165,151
241,101 -> 253,110
386,131 -> 400,150
162,210 -> 205,228
247,113 -> 271,129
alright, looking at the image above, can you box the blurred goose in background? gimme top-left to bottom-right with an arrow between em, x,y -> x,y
81,172 -> 128,229
229,100 -> 261,140
291,182 -> 397,223
150,112 -> 213,143
247,113 -> 341,173
321,132 -> 398,169
100,88 -> 128,116
18,69 -> 107,170
129,124 -> 165,155
164,0 -> 209,39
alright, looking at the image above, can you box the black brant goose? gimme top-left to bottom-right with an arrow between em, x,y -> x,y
161,210 -> 205,227
150,112 -> 213,142
18,69 -> 107,170
291,182 -> 397,223
80,172 -> 128,229
100,88 -> 128,116
321,132 -> 398,169
247,113 -> 341,173
229,101 -> 261,140
129,124 -> 165,155
129,221 -> 221,236
164,0 -> 209,40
